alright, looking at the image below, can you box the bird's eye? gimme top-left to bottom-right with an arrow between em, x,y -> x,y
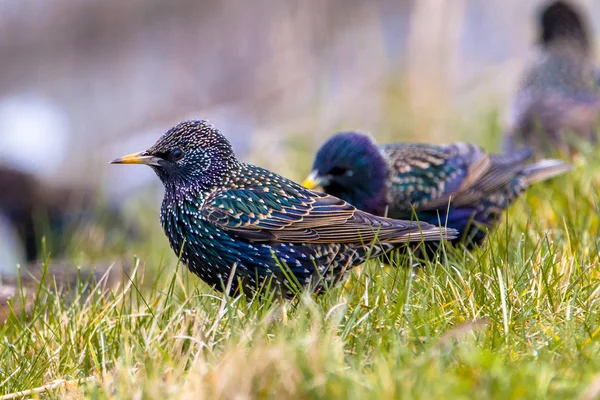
171,149 -> 183,160
329,166 -> 348,176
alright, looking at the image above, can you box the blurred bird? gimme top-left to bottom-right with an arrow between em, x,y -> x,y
304,132 -> 572,247
111,120 -> 457,297
0,165 -> 137,265
503,0 -> 600,156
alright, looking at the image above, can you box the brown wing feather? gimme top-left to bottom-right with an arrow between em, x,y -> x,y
202,183 -> 454,244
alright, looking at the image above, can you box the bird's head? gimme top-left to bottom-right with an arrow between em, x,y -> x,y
539,1 -> 590,50
303,131 -> 388,215
111,120 -> 236,188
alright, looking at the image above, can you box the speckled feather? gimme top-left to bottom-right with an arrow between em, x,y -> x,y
115,120 -> 456,297
504,1 -> 600,155
308,132 -> 572,247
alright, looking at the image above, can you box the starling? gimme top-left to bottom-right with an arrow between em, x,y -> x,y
110,120 -> 457,297
304,132 -> 572,247
503,0 -> 600,156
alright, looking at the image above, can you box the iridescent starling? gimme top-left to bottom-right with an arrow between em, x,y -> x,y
304,132 -> 572,247
504,0 -> 600,155
110,120 -> 457,297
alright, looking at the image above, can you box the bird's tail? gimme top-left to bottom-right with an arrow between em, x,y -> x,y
522,159 -> 573,185
405,225 -> 459,243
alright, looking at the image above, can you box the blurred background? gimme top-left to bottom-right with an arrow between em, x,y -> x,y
0,0 -> 598,272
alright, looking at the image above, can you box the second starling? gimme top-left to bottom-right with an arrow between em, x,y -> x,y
304,132 -> 572,247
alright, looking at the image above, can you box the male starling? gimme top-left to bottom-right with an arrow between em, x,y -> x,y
503,0 -> 600,155
111,120 -> 457,297
304,132 -> 572,247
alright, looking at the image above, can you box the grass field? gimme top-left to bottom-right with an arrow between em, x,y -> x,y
1,133 -> 599,399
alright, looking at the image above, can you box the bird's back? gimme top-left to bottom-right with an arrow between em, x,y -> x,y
381,142 -> 486,215
381,143 -> 570,245
226,162 -> 450,244
526,44 -> 595,93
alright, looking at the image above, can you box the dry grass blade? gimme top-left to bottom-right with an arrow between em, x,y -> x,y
0,376 -> 95,400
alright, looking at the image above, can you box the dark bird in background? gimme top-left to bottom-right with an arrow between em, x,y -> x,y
111,120 -> 457,297
0,165 -> 135,265
503,0 -> 600,156
304,132 -> 572,247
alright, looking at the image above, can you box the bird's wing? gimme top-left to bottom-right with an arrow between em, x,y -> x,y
201,180 -> 446,244
383,143 -> 532,211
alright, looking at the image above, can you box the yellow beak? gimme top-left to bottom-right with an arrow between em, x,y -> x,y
302,171 -> 325,189
110,151 -> 161,166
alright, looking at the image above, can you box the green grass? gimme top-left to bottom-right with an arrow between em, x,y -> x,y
1,140 -> 600,399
